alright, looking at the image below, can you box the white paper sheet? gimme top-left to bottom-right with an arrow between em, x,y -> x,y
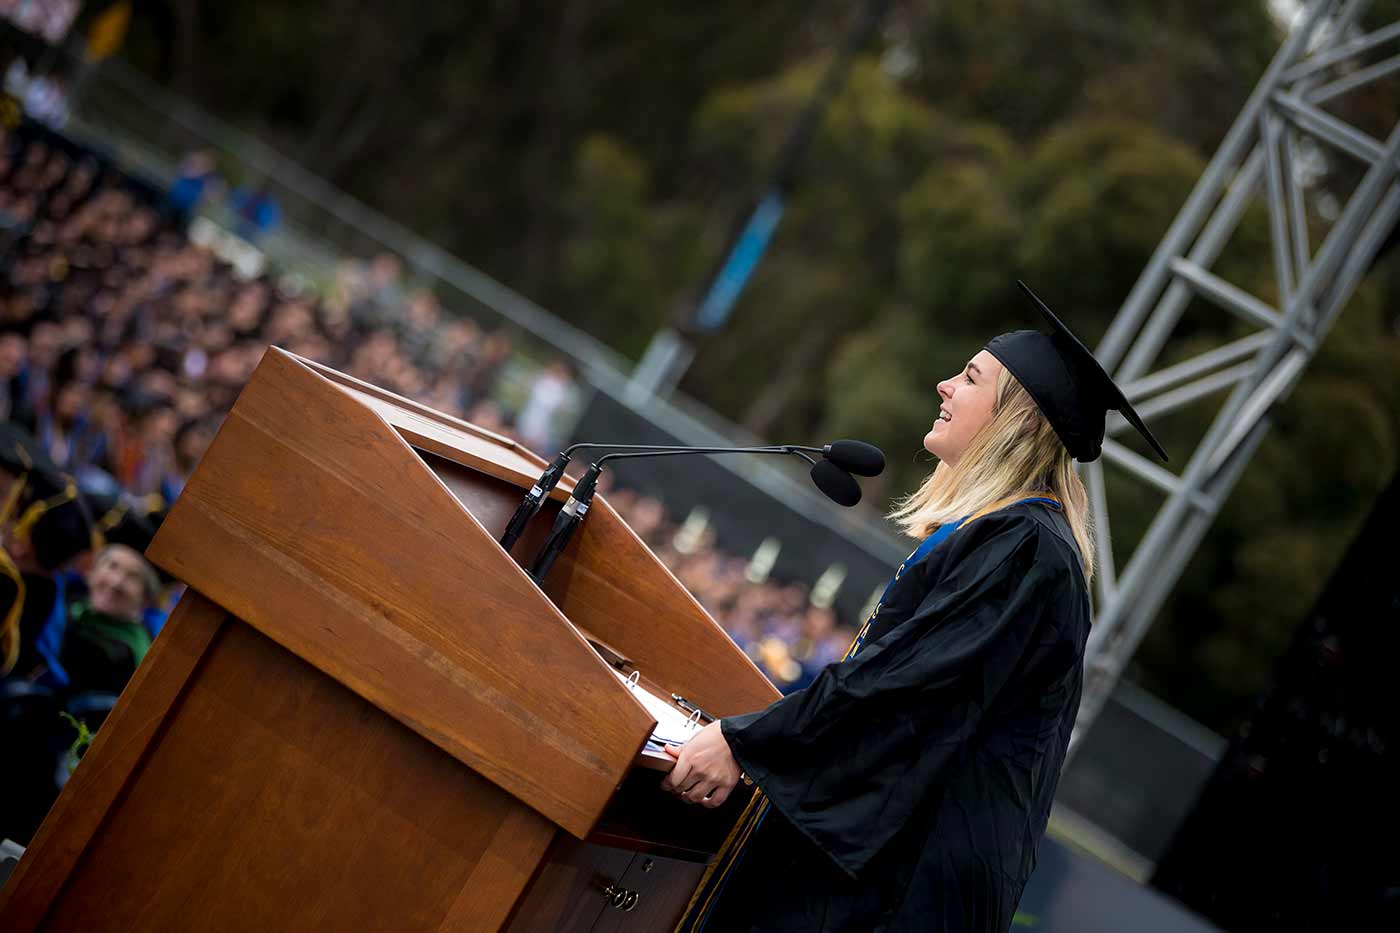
613,669 -> 703,746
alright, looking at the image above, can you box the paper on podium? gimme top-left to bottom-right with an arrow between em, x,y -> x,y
613,669 -> 704,746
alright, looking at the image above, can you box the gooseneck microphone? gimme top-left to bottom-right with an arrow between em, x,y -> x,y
508,438 -> 885,584
528,463 -> 603,583
500,439 -> 693,550
822,439 -> 885,477
499,451 -> 572,551
809,459 -> 861,507
592,444 -> 871,507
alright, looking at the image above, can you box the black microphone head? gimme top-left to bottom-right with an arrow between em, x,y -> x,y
810,460 -> 861,507
824,439 -> 885,477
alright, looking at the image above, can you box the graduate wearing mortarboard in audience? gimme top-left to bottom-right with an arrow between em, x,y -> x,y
0,424 -> 102,845
85,484 -> 171,637
0,426 -> 166,844
0,422 -> 99,679
662,283 -> 1170,933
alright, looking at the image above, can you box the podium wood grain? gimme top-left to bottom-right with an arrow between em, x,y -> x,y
148,348 -> 654,837
44,610 -> 555,932
0,592 -> 226,927
301,357 -> 779,719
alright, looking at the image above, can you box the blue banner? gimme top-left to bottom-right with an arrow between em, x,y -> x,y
692,190 -> 786,332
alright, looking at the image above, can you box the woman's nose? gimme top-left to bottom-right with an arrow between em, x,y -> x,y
936,379 -> 953,400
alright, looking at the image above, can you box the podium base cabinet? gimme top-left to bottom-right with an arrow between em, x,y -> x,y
504,838 -> 705,932
3,596 -> 559,932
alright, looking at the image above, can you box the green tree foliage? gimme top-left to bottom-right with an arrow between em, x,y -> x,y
126,1 -> 1400,731
905,0 -> 1277,148
559,135 -> 668,358
1015,119 -> 1206,320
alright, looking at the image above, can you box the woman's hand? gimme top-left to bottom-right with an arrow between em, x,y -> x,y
660,720 -> 741,808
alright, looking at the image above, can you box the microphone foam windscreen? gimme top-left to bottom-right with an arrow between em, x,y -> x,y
825,439 -> 885,477
810,460 -> 862,507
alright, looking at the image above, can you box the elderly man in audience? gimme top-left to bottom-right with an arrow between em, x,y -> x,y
55,543 -> 160,695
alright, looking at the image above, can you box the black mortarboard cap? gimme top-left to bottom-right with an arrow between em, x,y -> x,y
78,478 -> 173,581
95,493 -> 168,555
24,486 -> 98,571
983,281 -> 1168,464
0,423 -> 99,569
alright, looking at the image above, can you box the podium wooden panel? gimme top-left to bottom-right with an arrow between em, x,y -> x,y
0,349 -> 780,931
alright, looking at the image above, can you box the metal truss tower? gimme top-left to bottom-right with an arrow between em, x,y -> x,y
1075,0 -> 1400,750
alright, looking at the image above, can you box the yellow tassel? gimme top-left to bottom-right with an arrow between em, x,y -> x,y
12,481 -> 79,540
674,792 -> 771,932
0,469 -> 27,528
0,546 -> 27,676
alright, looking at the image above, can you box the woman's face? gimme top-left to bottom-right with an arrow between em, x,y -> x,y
924,350 -> 1003,466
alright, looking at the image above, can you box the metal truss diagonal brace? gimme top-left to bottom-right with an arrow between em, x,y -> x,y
1070,0 -> 1400,758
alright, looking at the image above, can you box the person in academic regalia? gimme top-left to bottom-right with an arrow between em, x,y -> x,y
0,422 -> 106,844
662,282 -> 1170,933
0,422 -> 100,680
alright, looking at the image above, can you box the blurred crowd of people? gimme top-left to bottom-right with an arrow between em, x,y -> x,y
0,117 -> 858,844
606,487 -> 858,692
0,120 -> 584,479
168,148 -> 282,243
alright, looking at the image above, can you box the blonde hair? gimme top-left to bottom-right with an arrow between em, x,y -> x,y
889,366 -> 1095,582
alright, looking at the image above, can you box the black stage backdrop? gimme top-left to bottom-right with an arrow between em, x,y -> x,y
1152,468 -> 1400,930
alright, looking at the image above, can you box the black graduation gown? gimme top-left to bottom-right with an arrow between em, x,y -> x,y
709,501 -> 1091,932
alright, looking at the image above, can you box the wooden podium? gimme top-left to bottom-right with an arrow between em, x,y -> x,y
0,349 -> 780,931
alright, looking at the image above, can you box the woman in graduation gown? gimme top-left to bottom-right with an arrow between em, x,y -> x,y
662,282 -> 1169,932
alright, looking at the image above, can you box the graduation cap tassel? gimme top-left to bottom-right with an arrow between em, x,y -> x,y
98,501 -> 130,535
12,481 -> 81,541
0,547 -> 26,676
0,469 -> 28,527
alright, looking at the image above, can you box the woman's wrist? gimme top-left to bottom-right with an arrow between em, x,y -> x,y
717,718 -> 753,786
